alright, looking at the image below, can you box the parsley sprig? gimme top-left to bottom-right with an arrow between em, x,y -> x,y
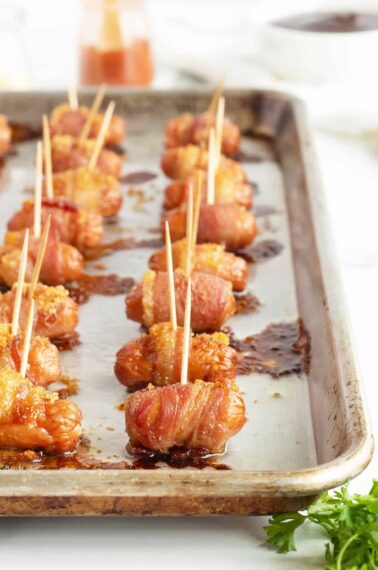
264,481 -> 378,569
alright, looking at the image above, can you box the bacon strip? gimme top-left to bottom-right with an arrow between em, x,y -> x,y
115,322 -> 237,389
8,199 -> 104,252
149,239 -> 248,291
2,230 -> 84,286
165,112 -> 241,157
164,172 -> 253,210
161,145 -> 246,182
164,203 -> 257,251
50,103 -> 126,146
0,114 -> 11,157
0,284 -> 79,340
44,167 -> 122,217
0,324 -> 61,386
0,369 -> 82,452
125,379 -> 246,454
51,135 -> 122,178
126,270 -> 235,332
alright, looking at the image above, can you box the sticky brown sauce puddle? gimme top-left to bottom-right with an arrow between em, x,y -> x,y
83,237 -> 163,260
120,171 -> 157,184
234,291 -> 260,315
238,239 -> 284,263
65,274 -> 135,304
224,320 -> 310,377
51,332 -> 81,352
9,122 -> 42,143
0,437 -> 230,471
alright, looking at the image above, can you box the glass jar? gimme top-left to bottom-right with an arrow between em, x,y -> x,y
0,3 -> 30,89
79,0 -> 154,87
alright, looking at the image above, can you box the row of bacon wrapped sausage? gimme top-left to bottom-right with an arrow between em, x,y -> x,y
116,97 -> 258,457
0,95 -> 127,455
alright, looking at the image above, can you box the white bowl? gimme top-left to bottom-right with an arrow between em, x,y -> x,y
253,3 -> 378,84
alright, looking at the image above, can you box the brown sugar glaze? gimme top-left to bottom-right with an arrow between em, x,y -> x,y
223,320 -> 310,377
65,274 -> 135,305
83,237 -> 163,260
0,437 -> 231,471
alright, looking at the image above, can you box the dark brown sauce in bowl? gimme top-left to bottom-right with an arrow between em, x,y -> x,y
274,12 -> 378,33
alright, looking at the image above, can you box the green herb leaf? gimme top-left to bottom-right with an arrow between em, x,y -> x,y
264,480 -> 378,569
264,512 -> 306,553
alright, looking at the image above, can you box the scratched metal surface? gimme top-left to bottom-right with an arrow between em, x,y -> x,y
0,90 -> 317,473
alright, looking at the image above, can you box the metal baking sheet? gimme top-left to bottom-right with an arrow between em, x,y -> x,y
0,90 -> 373,515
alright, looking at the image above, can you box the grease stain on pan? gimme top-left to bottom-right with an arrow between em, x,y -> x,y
238,239 -> 284,264
224,320 -> 310,377
65,274 -> 135,305
0,437 -> 231,472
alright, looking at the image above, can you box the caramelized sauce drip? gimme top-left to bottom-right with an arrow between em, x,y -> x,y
83,237 -> 163,260
235,150 -> 264,163
0,438 -> 230,471
52,332 -> 81,352
127,444 -> 231,470
238,239 -> 284,263
56,375 -> 79,399
105,143 -> 126,156
9,122 -> 41,143
234,291 -> 261,315
224,320 -> 310,377
65,274 -> 135,304
120,171 -> 157,184
127,187 -> 153,212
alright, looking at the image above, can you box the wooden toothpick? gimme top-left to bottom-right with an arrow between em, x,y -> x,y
42,115 -> 54,199
215,96 -> 225,168
79,83 -> 107,144
88,100 -> 115,171
33,142 -> 43,239
11,229 -> 29,337
185,183 -> 194,277
29,215 -> 51,300
68,82 -> 79,111
208,77 -> 224,115
20,298 -> 34,377
165,221 -> 177,331
206,129 -> 216,205
180,278 -> 191,386
192,170 -> 203,250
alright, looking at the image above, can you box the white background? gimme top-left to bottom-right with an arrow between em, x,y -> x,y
0,0 -> 378,568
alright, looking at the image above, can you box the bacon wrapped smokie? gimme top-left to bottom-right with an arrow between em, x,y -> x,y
0,324 -> 60,387
0,114 -> 11,157
0,368 -> 82,452
126,270 -> 235,332
125,379 -> 246,455
164,203 -> 256,251
164,171 -> 254,210
50,103 -> 126,146
0,284 -> 78,340
165,112 -> 240,157
51,135 -> 122,178
1,230 -> 84,287
44,167 -> 122,217
115,322 -> 237,389
149,239 -> 248,291
161,145 -> 246,182
8,198 -> 104,252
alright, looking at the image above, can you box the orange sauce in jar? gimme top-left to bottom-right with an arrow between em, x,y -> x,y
80,39 -> 154,86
